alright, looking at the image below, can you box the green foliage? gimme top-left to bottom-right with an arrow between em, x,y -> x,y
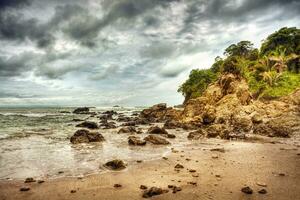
178,27 -> 300,102
260,27 -> 300,56
178,69 -> 217,100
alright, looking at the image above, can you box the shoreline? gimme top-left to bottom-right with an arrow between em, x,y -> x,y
1,137 -> 299,200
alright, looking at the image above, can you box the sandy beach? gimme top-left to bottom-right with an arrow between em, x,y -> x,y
1,137 -> 299,200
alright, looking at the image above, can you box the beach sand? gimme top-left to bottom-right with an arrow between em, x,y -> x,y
1,138 -> 299,200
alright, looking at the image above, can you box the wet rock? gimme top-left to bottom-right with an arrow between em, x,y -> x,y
76,121 -> 98,129
144,135 -> 170,145
70,129 -> 105,144
128,136 -> 146,146
142,187 -> 168,198
147,126 -> 168,134
166,134 -> 176,138
187,130 -> 204,140
103,110 -> 117,115
258,189 -> 267,194
104,159 -> 126,170
121,121 -> 136,126
100,121 -> 117,129
73,107 -> 89,114
118,126 -> 137,134
241,186 -> 253,194
99,114 -> 113,120
20,187 -> 30,192
24,177 -> 36,183
140,185 -> 148,190
174,164 -> 184,169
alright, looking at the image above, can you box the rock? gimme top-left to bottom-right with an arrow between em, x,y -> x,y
210,148 -> 225,153
251,113 -> 263,124
202,105 -> 216,124
72,118 -> 84,122
121,121 -> 136,126
100,121 -> 117,129
253,119 -> 292,138
140,103 -> 181,122
70,190 -> 76,193
258,189 -> 267,194
118,126 -> 137,134
205,124 -> 231,139
144,135 -> 170,145
142,187 -> 168,198
187,130 -> 204,140
147,126 -> 168,134
104,159 -> 126,170
70,129 -> 105,144
140,185 -> 148,190
20,187 -> 30,192
73,107 -> 90,114
187,181 -> 197,185
24,177 -> 36,183
76,121 -> 98,129
241,186 -> 253,194
212,154 -> 218,159
37,180 -> 44,184
166,134 -> 176,138
163,119 -> 180,129
256,182 -> 267,187
189,169 -> 196,172
117,116 -> 132,122
103,110 -> 117,115
114,184 -> 122,188
174,164 -> 184,169
128,136 -> 146,146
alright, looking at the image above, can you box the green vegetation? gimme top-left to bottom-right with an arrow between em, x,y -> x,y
178,27 -> 300,102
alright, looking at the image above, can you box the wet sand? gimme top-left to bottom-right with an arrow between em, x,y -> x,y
1,138 -> 299,200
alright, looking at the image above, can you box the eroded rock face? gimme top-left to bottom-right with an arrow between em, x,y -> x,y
70,129 -> 105,144
144,135 -> 170,145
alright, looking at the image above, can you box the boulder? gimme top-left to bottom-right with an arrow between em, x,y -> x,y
104,159 -> 126,170
73,107 -> 90,114
76,121 -> 98,129
70,129 -> 105,144
144,135 -> 170,145
163,119 -> 180,129
147,126 -> 168,134
202,105 -> 216,124
204,124 -> 231,139
118,126 -> 137,134
128,136 -> 146,146
100,121 -> 117,129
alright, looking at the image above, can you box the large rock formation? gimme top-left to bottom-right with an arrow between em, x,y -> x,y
141,73 -> 300,139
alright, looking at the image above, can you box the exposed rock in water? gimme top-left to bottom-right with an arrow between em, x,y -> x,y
73,107 -> 90,114
104,159 -> 126,170
118,126 -> 137,134
70,129 -> 105,144
144,135 -> 170,145
142,187 -> 168,198
76,121 -> 99,129
128,136 -> 146,146
147,126 -> 168,134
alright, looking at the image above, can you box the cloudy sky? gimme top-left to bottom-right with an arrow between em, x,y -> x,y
0,0 -> 299,107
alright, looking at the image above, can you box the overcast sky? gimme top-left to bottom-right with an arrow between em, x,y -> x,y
0,0 -> 299,107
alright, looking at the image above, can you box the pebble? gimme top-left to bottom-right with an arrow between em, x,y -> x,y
20,187 -> 30,192
140,185 -> 148,190
212,154 -> 218,159
241,186 -> 253,194
114,184 -> 122,188
70,190 -> 76,193
258,189 -> 267,194
174,164 -> 184,169
256,182 -> 267,187
24,177 -> 36,183
37,180 -> 45,184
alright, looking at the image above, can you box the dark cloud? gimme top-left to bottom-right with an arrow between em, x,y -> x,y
0,0 -> 31,11
0,52 -> 35,77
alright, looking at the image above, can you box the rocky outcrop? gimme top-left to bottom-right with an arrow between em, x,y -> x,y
140,103 -> 181,122
144,135 -> 170,145
76,121 -> 99,129
70,129 -> 105,144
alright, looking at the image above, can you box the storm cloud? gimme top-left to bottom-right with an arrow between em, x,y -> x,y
0,0 -> 299,106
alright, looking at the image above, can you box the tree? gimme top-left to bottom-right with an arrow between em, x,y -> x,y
211,56 -> 223,73
260,27 -> 300,56
224,41 -> 254,58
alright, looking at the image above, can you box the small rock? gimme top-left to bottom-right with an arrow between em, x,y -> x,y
147,126 -> 168,134
212,154 -> 218,159
189,169 -> 196,173
76,121 -> 98,129
174,164 -> 184,169
104,159 -> 126,170
70,190 -> 76,193
144,135 -> 170,145
128,136 -> 146,146
37,180 -> 45,184
258,189 -> 267,194
256,182 -> 267,187
24,177 -> 36,183
20,187 -> 30,192
58,171 -> 64,174
210,148 -> 225,153
114,184 -> 122,188
136,160 -> 143,163
140,185 -> 148,190
142,187 -> 168,198
278,173 -> 285,176
241,186 -> 253,194
187,181 -> 197,185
